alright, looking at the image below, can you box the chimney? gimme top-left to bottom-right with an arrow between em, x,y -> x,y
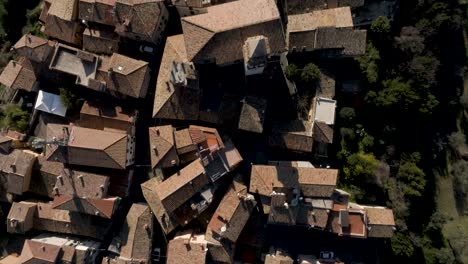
107,67 -> 114,80
57,175 -> 64,185
41,246 -> 45,251
53,187 -> 59,195
153,146 -> 158,156
10,163 -> 16,173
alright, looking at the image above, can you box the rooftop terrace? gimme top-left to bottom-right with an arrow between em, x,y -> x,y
50,44 -> 99,87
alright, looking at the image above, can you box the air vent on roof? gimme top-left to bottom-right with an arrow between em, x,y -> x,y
169,61 -> 188,86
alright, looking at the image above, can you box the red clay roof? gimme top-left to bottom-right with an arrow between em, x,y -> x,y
250,165 -> 338,197
20,240 -> 61,263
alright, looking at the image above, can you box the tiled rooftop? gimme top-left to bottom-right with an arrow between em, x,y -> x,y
250,165 -> 338,197
182,0 -> 280,32
287,7 -> 353,33
166,232 -> 207,264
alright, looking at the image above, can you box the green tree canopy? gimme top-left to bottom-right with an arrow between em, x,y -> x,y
285,64 -> 301,82
367,78 -> 438,115
357,42 -> 380,84
371,16 -> 391,34
447,131 -> 466,152
0,104 -> 29,132
396,160 -> 426,198
343,152 -> 379,182
394,27 -> 425,56
339,107 -> 356,124
300,63 -> 320,84
59,88 -> 81,112
391,232 -> 415,258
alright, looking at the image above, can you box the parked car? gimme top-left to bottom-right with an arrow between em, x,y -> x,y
139,45 -> 154,54
320,251 -> 334,260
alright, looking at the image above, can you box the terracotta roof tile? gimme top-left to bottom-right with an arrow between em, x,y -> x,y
313,121 -> 334,144
48,0 -> 78,21
154,159 -> 206,201
46,124 -> 130,169
83,27 -> 120,55
206,180 -> 256,243
166,232 -> 207,264
182,0 -> 280,33
249,165 -> 338,197
0,60 -> 37,91
364,207 -> 395,226
19,240 -> 61,263
175,128 -> 196,154
0,149 -> 37,179
79,0 -> 116,25
79,100 -> 135,131
149,125 -> 179,168
269,119 -> 314,152
181,0 -> 286,64
53,169 -> 110,198
188,125 -> 224,150
114,0 -> 166,42
113,203 -> 153,261
13,34 -> 50,50
7,201 -> 37,222
287,7 -> 353,33
238,96 -> 267,133
153,35 -> 202,120
317,69 -> 336,99
98,53 -> 150,98
51,195 -> 117,218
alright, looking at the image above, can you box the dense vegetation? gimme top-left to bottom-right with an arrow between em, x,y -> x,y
0,0 -> 40,132
336,0 -> 466,263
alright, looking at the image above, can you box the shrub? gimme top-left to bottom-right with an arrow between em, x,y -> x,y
285,64 -> 301,82
0,104 -> 29,132
371,16 -> 391,34
300,63 -> 320,84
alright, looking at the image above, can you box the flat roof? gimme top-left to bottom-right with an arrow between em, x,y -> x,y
50,45 -> 98,87
288,7 -> 353,33
314,97 -> 336,125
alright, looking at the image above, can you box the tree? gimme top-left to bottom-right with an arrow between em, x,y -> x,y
296,92 -> 313,119
405,55 -> 439,88
358,133 -> 374,152
460,93 -> 468,109
396,161 -> 426,199
22,4 -> 45,37
391,232 -> 415,258
434,248 -> 455,264
451,160 -> 468,207
369,78 -> 438,115
394,27 -> 425,56
0,104 -> 29,132
371,16 -> 391,34
447,132 -> 466,152
59,88 -> 80,112
339,107 -> 356,124
300,63 -> 320,84
427,212 -> 448,231
343,152 -> 379,182
357,42 -> 380,84
285,64 -> 301,82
